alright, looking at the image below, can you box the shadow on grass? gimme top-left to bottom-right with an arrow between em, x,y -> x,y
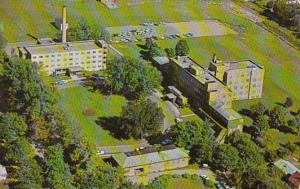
82,78 -> 138,101
95,116 -> 130,140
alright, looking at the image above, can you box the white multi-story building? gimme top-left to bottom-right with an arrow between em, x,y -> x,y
19,40 -> 108,75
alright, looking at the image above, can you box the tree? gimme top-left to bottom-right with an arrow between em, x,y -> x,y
0,113 -> 27,144
284,97 -> 293,108
3,58 -> 51,116
9,158 -> 44,189
250,102 -> 267,118
149,44 -> 163,58
165,48 -> 176,58
107,57 -> 162,96
269,105 -> 290,128
213,144 -> 244,172
229,132 -> 266,169
290,113 -> 300,136
145,37 -> 154,49
253,115 -> 270,134
172,121 -> 215,150
190,142 -> 213,164
121,99 -> 164,139
175,39 -> 189,56
269,0 -> 296,26
0,34 -> 7,49
44,144 -> 74,189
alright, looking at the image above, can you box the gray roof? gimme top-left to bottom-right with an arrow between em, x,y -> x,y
275,159 -> 300,175
24,40 -> 103,55
112,147 -> 189,168
152,56 -> 170,66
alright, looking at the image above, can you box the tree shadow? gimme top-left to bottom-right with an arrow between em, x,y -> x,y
139,50 -> 149,60
136,44 -> 147,50
95,116 -> 129,140
275,102 -> 285,107
276,125 -> 296,135
238,108 -> 256,120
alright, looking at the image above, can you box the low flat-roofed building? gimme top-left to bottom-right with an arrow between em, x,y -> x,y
19,40 -> 108,75
111,145 -> 189,176
288,172 -> 300,189
275,159 -> 300,175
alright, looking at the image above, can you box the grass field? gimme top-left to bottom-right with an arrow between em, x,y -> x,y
1,1 -> 300,111
58,86 -> 141,146
166,178 -> 204,189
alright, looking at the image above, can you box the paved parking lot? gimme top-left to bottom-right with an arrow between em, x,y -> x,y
106,20 -> 237,43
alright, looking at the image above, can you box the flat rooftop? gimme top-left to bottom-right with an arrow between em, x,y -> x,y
112,145 -> 189,168
211,101 -> 242,121
212,59 -> 264,70
173,56 -> 226,86
275,159 -> 300,175
24,40 -> 103,55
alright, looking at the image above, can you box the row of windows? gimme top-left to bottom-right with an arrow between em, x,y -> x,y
32,50 -> 106,59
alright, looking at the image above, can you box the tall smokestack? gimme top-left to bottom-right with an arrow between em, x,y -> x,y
61,6 -> 68,43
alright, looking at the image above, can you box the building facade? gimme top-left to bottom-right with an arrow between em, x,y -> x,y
167,56 -> 243,130
208,56 -> 264,100
19,40 -> 108,75
112,145 -> 189,176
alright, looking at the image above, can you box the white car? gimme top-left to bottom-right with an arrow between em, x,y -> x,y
175,118 -> 183,123
200,174 -> 208,179
97,150 -> 105,155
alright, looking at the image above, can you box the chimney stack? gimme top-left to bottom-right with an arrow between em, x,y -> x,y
61,6 -> 68,43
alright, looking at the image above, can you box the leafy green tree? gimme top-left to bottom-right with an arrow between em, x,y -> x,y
213,144 -> 244,172
149,44 -> 163,58
9,158 -> 43,189
250,102 -> 267,118
0,34 -> 6,49
269,105 -> 290,128
190,142 -> 213,164
44,144 -> 74,189
175,39 -> 189,56
290,113 -> 300,136
229,132 -> 266,169
107,57 -> 162,96
145,37 -> 154,49
3,58 -> 52,116
253,115 -> 270,134
0,113 -> 27,144
122,99 -> 164,139
165,48 -> 176,58
172,121 -> 215,150
268,0 -> 297,26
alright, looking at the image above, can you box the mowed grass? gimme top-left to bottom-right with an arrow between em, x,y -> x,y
166,178 -> 204,189
1,1 -> 300,111
115,17 -> 300,110
59,86 -> 139,146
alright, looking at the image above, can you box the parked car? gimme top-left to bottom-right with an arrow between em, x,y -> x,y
161,139 -> 172,145
97,150 -> 105,155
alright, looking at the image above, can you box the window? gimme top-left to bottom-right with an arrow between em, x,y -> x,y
39,55 -> 43,58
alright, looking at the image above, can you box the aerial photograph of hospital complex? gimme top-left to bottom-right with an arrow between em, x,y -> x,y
1,0 -> 300,189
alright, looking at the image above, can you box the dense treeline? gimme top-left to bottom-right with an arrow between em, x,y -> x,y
0,58 -> 132,188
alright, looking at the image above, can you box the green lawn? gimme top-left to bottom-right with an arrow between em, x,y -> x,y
59,86 -> 140,146
166,178 -> 204,189
1,0 -> 300,110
